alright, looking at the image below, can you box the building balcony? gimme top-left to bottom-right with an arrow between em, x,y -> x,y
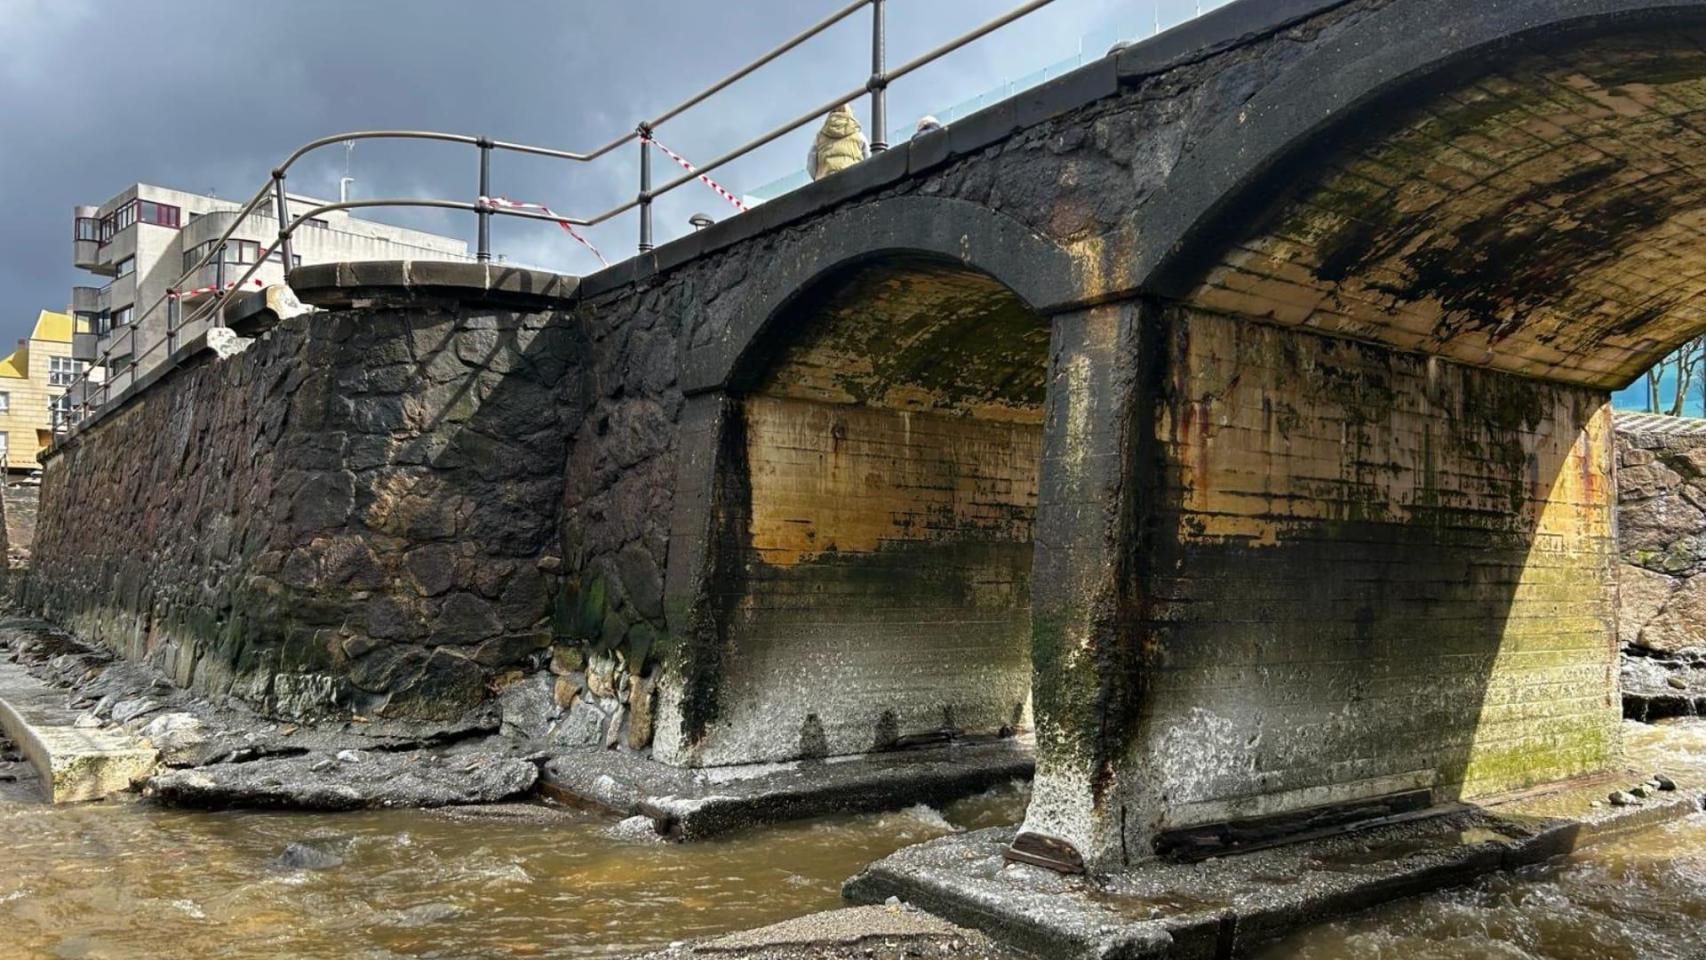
72,332 -> 101,363
70,285 -> 103,313
72,206 -> 106,272
73,239 -> 105,272
94,326 -> 135,364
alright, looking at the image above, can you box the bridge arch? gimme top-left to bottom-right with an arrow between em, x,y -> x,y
678,196 -> 1081,395
657,198 -> 1076,767
1018,0 -> 1706,870
1138,0 -> 1706,384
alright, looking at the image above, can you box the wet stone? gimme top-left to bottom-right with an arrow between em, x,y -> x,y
269,842 -> 345,871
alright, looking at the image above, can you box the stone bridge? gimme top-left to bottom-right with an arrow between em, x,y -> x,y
27,0 -> 1706,872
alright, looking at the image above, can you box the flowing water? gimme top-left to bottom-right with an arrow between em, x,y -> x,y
1257,720 -> 1706,960
3,724 -> 1704,960
0,771 -> 1027,960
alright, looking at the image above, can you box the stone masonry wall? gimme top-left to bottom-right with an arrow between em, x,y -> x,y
4,481 -> 39,566
26,303 -> 578,723
1614,423 -> 1706,718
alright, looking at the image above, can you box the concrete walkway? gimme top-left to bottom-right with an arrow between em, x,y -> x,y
0,659 -> 156,803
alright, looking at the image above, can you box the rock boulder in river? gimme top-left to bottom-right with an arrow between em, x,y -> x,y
268,842 -> 345,871
143,750 -> 538,810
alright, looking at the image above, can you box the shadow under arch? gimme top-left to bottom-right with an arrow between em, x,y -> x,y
1021,1 -> 1706,869
656,234 -> 1069,767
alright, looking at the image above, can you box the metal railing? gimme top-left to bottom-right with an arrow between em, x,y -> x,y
55,0 -> 1063,435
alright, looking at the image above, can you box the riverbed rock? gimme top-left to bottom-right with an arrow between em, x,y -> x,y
269,842 -> 345,871
138,713 -> 208,767
499,673 -> 560,740
110,698 -> 163,726
143,750 -> 538,811
1609,790 -> 1639,806
1618,564 -> 1678,645
626,675 -> 655,750
553,699 -> 607,747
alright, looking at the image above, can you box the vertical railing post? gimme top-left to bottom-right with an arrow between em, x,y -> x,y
476,137 -> 493,262
638,125 -> 654,253
870,0 -> 888,152
167,295 -> 179,356
271,171 -> 293,283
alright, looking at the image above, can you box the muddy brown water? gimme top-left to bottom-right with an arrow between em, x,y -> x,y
2,722 -> 1703,960
0,775 -> 1027,960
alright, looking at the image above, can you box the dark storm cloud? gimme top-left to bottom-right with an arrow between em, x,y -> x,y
0,0 -> 1213,342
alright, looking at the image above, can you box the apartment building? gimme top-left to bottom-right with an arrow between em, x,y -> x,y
0,310 -> 83,471
70,183 -> 471,391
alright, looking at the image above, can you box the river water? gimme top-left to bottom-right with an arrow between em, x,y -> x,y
2,723 -> 1702,960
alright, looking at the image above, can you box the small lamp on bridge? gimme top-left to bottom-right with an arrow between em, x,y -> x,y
689,213 -> 715,231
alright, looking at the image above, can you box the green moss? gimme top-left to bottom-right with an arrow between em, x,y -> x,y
1460,714 -> 1616,796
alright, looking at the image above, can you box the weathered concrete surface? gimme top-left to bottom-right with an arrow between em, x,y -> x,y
640,905 -> 1007,960
673,259 -> 1046,766
144,748 -> 538,811
0,658 -> 156,802
540,738 -> 1032,839
1614,414 -> 1706,720
847,721 -> 1706,959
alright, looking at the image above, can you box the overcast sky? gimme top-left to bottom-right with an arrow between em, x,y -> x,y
0,0 -> 1226,345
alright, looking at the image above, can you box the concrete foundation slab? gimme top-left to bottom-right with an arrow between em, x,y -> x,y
0,660 -> 156,803
640,905 -> 1006,960
846,726 -> 1706,960
540,738 -> 1033,839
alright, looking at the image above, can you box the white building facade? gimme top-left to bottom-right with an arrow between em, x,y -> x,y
71,183 -> 471,392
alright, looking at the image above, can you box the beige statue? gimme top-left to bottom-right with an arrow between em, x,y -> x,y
807,104 -> 870,181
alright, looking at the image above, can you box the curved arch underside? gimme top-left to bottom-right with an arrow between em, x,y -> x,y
1188,29 -> 1706,389
752,256 -> 1051,421
698,257 -> 1051,765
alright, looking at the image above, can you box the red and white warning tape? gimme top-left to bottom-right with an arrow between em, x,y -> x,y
642,135 -> 747,213
481,195 -> 610,267
168,279 -> 265,300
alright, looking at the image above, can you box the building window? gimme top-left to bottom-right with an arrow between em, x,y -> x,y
74,217 -> 100,242
73,311 -> 99,335
306,217 -> 329,229
49,357 -> 87,387
95,199 -> 178,244
110,305 -> 134,330
138,200 -> 180,228
116,256 -> 135,277
183,239 -> 263,273
0,393 -> 10,413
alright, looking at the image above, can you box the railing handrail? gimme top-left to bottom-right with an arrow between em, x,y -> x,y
58,0 -> 1069,434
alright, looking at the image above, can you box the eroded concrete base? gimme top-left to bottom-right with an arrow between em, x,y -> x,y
639,904 -> 1007,960
846,728 -> 1706,960
0,658 -> 156,802
541,738 -> 1033,839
